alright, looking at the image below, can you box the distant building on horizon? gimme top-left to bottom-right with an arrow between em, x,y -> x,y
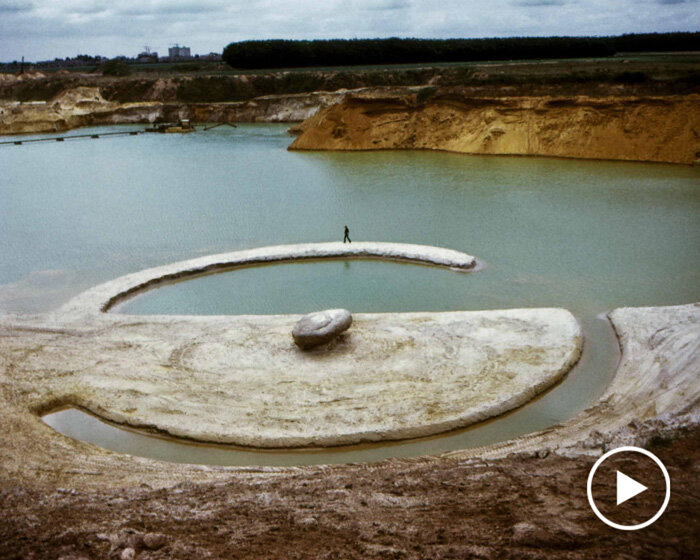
199,52 -> 222,61
137,50 -> 158,63
168,45 -> 191,60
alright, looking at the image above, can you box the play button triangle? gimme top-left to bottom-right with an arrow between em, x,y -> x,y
617,470 -> 648,505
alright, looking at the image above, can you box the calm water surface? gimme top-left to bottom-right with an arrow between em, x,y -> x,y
2,124 -> 698,465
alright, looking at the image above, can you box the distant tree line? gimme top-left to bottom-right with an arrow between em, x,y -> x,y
222,33 -> 700,69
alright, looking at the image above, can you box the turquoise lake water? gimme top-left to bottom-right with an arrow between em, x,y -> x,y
1,124 -> 699,465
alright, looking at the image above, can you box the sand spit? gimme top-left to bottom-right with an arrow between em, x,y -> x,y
55,242 -> 476,319
0,308 -> 582,449
0,272 -> 696,492
289,91 -> 700,165
3,244 -> 588,450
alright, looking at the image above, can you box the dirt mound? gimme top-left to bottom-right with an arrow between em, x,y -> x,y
50,86 -> 106,106
0,70 -> 46,85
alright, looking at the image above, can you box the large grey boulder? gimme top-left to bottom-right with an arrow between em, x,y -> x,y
292,309 -> 352,349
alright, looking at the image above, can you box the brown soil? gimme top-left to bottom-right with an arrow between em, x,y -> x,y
1,427 -> 697,560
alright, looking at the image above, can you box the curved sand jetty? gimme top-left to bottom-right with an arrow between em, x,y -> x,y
5,241 -> 583,449
0,242 -> 588,450
0,242 -> 695,488
0,303 -> 695,491
0,308 -> 582,448
55,241 -> 476,319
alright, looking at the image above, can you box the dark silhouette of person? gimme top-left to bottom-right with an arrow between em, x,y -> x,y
343,225 -> 351,244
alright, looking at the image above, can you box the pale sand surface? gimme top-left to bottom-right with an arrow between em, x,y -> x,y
0,298 -> 695,491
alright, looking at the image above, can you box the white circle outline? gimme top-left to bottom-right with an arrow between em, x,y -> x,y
587,445 -> 670,530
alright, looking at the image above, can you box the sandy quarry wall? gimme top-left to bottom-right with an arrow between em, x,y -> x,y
3,85 -> 699,165
0,87 -> 353,135
289,92 -> 700,165
0,86 -> 163,135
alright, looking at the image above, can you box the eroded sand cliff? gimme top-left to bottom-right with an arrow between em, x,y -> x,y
290,90 -> 700,164
0,85 -> 353,135
4,84 -> 699,166
0,86 -> 162,134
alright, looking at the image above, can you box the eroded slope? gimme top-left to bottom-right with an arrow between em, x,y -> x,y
289,91 -> 700,164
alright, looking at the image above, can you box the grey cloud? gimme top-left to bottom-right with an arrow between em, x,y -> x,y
366,0 -> 411,10
2,0 -> 699,62
0,1 -> 33,13
69,3 -> 110,15
513,0 -> 566,6
115,0 -> 228,16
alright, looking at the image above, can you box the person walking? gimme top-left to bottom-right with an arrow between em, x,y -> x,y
343,225 -> 351,244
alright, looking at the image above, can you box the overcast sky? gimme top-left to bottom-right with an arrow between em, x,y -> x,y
0,0 -> 698,62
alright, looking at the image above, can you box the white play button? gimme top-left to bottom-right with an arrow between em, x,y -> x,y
588,446 -> 670,530
616,470 -> 647,505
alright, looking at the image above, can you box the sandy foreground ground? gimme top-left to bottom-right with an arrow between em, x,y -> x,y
2,425 -> 697,559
